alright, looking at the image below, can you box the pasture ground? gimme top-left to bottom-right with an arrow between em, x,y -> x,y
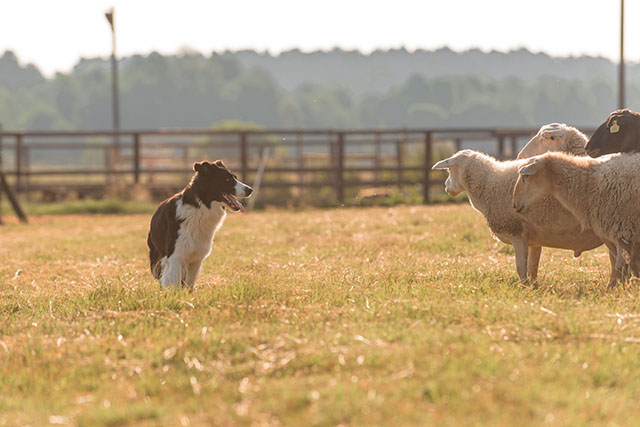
2,204 -> 640,426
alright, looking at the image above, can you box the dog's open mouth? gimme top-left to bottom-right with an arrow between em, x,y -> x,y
221,193 -> 245,213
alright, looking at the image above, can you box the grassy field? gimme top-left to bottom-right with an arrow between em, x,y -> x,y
2,204 -> 640,426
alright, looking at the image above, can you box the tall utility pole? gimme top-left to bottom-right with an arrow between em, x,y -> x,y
105,8 -> 120,165
619,0 -> 625,109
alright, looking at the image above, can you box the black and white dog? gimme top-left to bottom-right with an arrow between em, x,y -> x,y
147,160 -> 252,288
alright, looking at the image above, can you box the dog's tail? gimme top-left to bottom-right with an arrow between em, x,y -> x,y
147,233 -> 162,280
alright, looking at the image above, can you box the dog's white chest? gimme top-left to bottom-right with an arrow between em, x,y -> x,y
174,199 -> 226,262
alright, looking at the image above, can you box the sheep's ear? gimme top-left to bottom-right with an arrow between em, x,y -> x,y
542,128 -> 565,141
606,111 -> 629,132
518,161 -> 542,176
431,156 -> 460,170
609,120 -> 620,133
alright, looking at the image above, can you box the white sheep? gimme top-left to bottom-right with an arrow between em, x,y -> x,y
432,150 -> 605,283
517,123 -> 589,159
513,151 -> 640,285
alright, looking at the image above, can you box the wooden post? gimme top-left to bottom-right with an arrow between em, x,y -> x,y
247,147 -> 270,211
374,131 -> 381,181
0,172 -> 27,223
619,0 -> 625,109
328,130 -> 335,177
182,146 -> 189,169
133,133 -> 141,184
15,134 -> 23,193
510,136 -> 518,158
104,145 -> 112,185
23,146 -> 30,200
396,130 -> 405,191
0,125 -> 3,224
497,135 -> 505,160
240,132 -> 248,182
296,131 -> 304,200
455,138 -> 462,152
336,132 -> 345,205
423,132 -> 432,204
0,126 -> 27,224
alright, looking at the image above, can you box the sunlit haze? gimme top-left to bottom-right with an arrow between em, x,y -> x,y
1,0 -> 637,77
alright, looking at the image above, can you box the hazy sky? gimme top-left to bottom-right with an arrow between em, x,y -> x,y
1,0 -> 637,76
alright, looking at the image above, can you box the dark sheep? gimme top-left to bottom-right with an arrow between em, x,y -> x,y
585,109 -> 640,157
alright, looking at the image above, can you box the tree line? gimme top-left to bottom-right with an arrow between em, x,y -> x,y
0,48 -> 638,131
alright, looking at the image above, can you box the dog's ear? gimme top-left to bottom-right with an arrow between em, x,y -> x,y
193,161 -> 206,172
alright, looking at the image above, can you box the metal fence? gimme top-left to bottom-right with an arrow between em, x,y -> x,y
0,127 -> 595,205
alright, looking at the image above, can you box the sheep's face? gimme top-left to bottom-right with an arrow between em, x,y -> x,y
512,159 -> 552,214
517,124 -> 566,159
585,109 -> 640,157
431,152 -> 469,196
443,169 -> 463,196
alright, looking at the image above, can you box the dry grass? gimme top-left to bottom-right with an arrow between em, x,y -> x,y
2,205 -> 640,426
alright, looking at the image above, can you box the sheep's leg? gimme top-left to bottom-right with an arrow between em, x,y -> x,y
607,248 -> 618,288
613,240 -> 640,280
615,241 -> 632,284
630,244 -> 640,277
527,246 -> 542,284
604,241 -> 619,288
513,239 -> 529,284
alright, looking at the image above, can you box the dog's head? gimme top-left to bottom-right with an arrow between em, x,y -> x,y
191,160 -> 253,212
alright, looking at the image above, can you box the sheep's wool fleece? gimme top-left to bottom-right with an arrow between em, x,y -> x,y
541,152 -> 640,246
560,125 -> 588,155
454,150 -> 600,251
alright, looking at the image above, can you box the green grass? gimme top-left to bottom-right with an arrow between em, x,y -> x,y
1,199 -> 157,216
1,205 -> 640,425
0,186 -> 467,217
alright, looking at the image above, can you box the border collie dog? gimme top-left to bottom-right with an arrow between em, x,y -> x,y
147,160 -> 252,288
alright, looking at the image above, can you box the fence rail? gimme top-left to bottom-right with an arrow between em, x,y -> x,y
0,127 -> 595,205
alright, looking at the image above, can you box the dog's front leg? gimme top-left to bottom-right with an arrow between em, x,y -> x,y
161,257 -> 183,288
183,261 -> 203,290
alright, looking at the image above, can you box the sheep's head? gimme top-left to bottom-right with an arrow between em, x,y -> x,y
517,124 -> 568,159
585,109 -> 640,157
431,150 -> 472,196
512,156 -> 553,214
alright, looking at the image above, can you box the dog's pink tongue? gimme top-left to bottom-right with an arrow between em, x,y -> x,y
224,193 -> 245,213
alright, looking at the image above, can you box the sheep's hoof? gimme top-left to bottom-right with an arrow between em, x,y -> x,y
517,279 -> 537,289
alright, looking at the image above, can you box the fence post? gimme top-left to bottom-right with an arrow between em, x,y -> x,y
336,132 -> 345,205
104,145 -> 112,185
182,146 -> 189,170
15,134 -> 23,193
397,130 -> 406,191
23,146 -> 30,199
497,135 -> 505,159
297,131 -> 304,200
374,131 -> 381,181
240,132 -> 248,182
133,133 -> 141,184
423,132 -> 432,204
510,135 -> 518,158
0,125 -> 3,224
